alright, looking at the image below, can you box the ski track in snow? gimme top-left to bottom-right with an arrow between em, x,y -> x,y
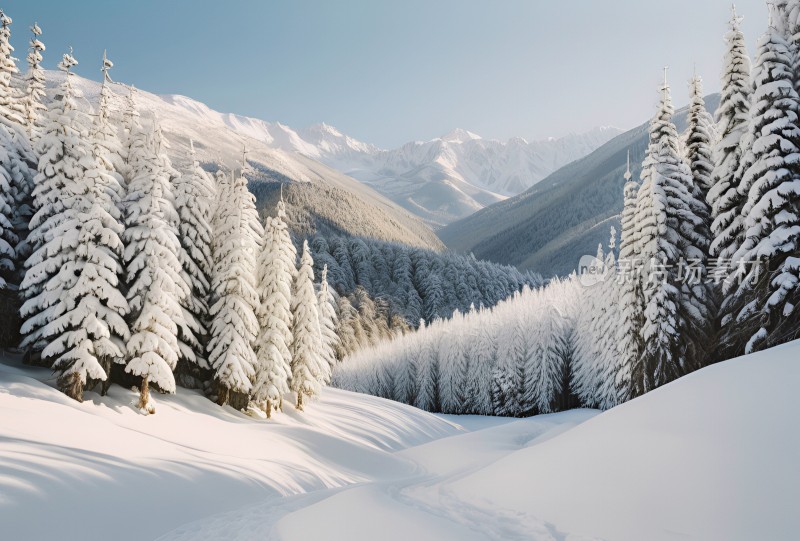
155,411 -> 600,541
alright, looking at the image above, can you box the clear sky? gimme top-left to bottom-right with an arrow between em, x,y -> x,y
5,0 -> 764,148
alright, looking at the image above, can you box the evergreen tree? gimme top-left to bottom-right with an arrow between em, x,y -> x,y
21,51 -> 129,402
708,7 -> 752,262
22,22 -> 45,140
685,74 -> 716,225
291,240 -> 324,410
207,164 -> 261,409
616,155 -> 642,400
91,51 -> 125,199
252,205 -> 295,417
20,51 -> 82,361
729,22 -> 800,353
122,117 -> 188,413
0,143 -> 17,291
635,77 -> 708,391
317,264 -> 339,375
174,140 -> 215,379
0,10 -> 23,125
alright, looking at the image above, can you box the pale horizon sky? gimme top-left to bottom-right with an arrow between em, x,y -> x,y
7,0 -> 764,148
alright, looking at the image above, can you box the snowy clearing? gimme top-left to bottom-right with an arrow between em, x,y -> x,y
3,341 -> 800,541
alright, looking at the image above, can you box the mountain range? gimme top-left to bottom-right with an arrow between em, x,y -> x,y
219,118 -> 621,226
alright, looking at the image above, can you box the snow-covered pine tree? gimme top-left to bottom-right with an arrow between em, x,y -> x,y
593,233 -> 622,410
291,240 -> 325,411
0,143 -> 17,291
119,85 -> 140,185
679,75 -> 716,371
317,264 -> 339,376
252,206 -> 295,417
615,154 -> 642,400
0,19 -> 36,298
22,22 -> 45,140
207,164 -> 261,409
20,51 -> 129,401
414,320 -> 440,411
636,76 -> 710,391
685,74 -> 716,227
438,310 -> 470,414
571,244 -> 605,407
0,10 -> 23,125
173,140 -> 216,384
19,51 -> 82,362
122,117 -> 188,413
708,6 -> 752,266
92,51 -> 125,198
467,309 -> 496,415
728,21 -> 800,353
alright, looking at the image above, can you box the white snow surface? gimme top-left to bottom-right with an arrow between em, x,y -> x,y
2,340 -> 799,541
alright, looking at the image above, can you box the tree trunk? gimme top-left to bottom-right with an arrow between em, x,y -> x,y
100,357 -> 112,396
138,375 -> 152,412
296,392 -> 304,412
229,390 -> 249,411
265,400 -> 273,419
58,372 -> 84,402
216,384 -> 230,406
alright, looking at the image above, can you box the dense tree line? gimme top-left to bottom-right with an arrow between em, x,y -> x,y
336,4 -> 800,415
308,234 -> 541,327
0,11 -> 338,416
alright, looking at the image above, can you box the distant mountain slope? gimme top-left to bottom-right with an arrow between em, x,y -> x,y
292,125 -> 623,226
161,100 -> 621,227
45,72 -> 444,251
439,95 -> 721,277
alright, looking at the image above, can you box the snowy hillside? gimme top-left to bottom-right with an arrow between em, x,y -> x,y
290,124 -> 622,226
42,71 -> 444,251
439,95 -> 720,275
3,341 -> 798,540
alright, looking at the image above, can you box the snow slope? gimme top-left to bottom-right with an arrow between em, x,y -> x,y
2,340 -> 798,540
42,72 -> 443,251
445,340 -> 800,541
0,353 -> 459,540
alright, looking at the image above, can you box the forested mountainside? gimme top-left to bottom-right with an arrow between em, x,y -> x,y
45,71 -> 444,251
439,94 -> 720,277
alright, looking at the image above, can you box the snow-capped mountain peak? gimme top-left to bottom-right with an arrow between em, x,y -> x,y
440,128 -> 482,143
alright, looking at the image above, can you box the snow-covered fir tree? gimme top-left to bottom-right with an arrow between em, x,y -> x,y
19,51 -> 82,360
291,240 -> 325,411
91,51 -> 125,197
207,163 -> 261,409
173,140 -> 216,382
728,20 -> 800,353
708,7 -> 752,262
616,153 -> 643,400
251,202 -> 296,417
634,76 -> 711,391
317,264 -> 339,376
685,74 -> 715,227
22,22 -> 45,140
20,51 -> 129,401
0,10 -> 23,125
122,117 -> 188,413
0,143 -> 16,291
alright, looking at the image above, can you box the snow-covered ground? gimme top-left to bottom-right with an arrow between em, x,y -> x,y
2,341 -> 799,540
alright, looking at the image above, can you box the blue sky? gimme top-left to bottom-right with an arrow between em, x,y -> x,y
6,0 -> 763,148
